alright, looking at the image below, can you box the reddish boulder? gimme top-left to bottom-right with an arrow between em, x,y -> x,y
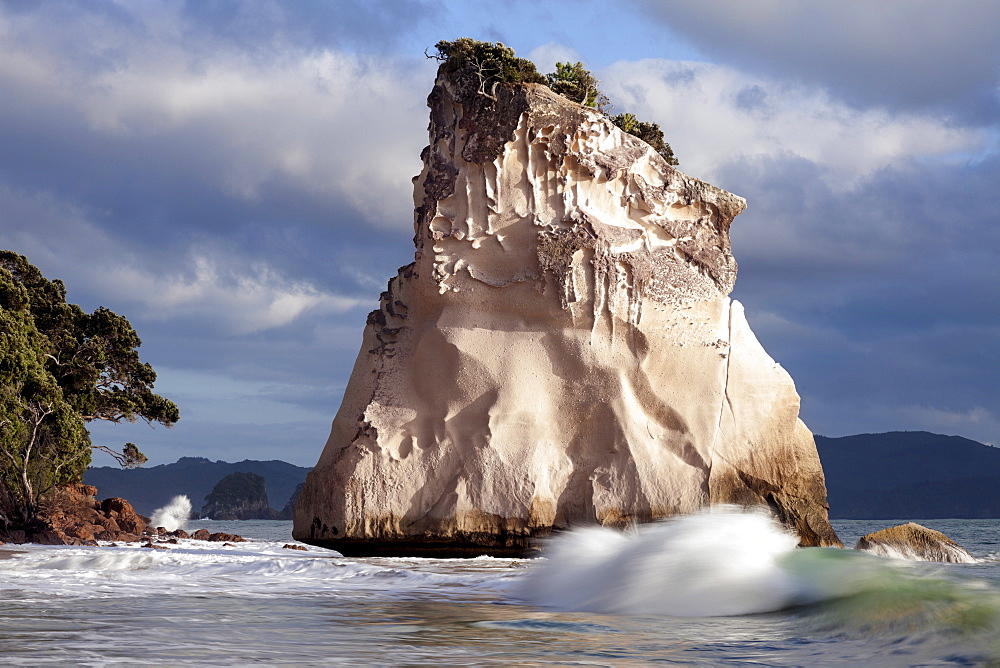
101,498 -> 147,534
34,528 -> 78,545
66,523 -> 102,543
100,518 -> 122,535
208,532 -> 247,543
191,529 -> 211,540
10,484 -> 151,544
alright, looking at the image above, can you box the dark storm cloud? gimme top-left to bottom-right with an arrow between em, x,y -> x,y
724,153 -> 1000,445
634,0 -> 1000,122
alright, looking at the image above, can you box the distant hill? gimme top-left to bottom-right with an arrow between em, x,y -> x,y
84,457 -> 311,517
89,431 -> 998,520
816,431 -> 1000,519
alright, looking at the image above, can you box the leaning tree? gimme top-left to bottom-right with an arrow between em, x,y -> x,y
0,251 -> 177,528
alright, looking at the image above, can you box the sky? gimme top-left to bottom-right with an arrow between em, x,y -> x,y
0,0 -> 997,468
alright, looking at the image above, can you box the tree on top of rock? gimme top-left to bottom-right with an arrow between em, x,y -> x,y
611,113 -> 679,166
432,38 -> 545,100
545,61 -> 608,111
431,38 -> 679,166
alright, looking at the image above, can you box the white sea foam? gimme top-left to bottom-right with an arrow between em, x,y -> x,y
0,536 -> 512,604
2,518 -> 998,665
517,506 -> 904,617
858,541 -> 978,564
149,495 -> 192,531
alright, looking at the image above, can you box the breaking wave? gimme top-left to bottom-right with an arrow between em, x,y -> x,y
149,495 -> 192,531
517,506 -> 1000,628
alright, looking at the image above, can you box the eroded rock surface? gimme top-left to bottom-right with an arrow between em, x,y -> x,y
855,522 -> 975,563
293,62 -> 841,556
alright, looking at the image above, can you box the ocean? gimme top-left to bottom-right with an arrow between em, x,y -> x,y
2,510 -> 999,666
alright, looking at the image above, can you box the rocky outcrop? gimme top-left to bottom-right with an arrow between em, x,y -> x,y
143,527 -> 248,545
201,472 -> 280,520
278,483 -> 304,520
293,59 -> 841,556
855,522 -> 975,563
0,484 -> 149,545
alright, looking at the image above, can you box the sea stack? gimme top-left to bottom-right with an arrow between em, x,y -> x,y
294,51 -> 842,556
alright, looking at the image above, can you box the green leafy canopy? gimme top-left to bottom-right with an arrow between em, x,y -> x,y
432,38 -> 679,166
0,251 -> 176,527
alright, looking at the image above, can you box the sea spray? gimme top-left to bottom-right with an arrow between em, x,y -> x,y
149,495 -> 192,531
517,506 -> 810,616
517,506 -> 1000,624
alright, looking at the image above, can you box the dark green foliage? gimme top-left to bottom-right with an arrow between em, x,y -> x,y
92,442 -> 147,469
0,268 -> 90,526
545,61 -> 607,110
611,113 -> 679,165
432,38 -> 679,166
433,38 -> 545,98
0,251 -> 179,428
0,251 -> 175,527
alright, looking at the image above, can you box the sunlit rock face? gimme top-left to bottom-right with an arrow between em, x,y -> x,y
856,523 -> 975,563
293,64 -> 842,556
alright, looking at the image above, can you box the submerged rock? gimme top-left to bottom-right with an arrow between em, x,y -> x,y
855,522 -> 975,563
293,55 -> 841,556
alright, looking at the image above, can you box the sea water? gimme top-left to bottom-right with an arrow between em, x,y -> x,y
2,511 -> 1000,666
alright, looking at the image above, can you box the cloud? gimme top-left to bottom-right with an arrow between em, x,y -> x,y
526,42 -> 581,75
632,0 -> 1000,121
0,2 -> 433,236
600,59 -> 985,189
101,254 -> 364,335
0,185 -> 364,336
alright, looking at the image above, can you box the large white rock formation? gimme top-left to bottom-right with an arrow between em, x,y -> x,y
294,63 -> 842,556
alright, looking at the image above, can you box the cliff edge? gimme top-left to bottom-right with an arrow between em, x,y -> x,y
294,53 -> 841,555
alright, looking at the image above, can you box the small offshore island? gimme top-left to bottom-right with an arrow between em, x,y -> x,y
294,40 -> 842,556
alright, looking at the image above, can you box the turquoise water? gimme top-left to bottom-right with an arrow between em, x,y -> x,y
1,514 -> 999,666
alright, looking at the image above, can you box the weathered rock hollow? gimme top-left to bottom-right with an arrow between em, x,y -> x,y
293,63 -> 842,556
